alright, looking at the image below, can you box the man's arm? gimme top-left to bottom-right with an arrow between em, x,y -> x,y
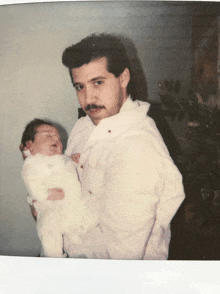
29,202 -> 37,221
99,139 -> 184,260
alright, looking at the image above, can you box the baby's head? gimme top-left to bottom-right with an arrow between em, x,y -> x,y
20,119 -> 63,158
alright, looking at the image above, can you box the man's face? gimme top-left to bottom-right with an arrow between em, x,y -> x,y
27,124 -> 63,156
71,57 -> 130,126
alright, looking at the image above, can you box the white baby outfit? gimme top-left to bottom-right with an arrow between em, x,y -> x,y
22,153 -> 97,258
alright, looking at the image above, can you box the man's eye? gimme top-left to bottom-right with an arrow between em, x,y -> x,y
75,85 -> 83,91
95,81 -> 103,86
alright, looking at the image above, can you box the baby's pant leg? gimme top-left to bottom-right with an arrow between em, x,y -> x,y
39,230 -> 66,258
66,232 -> 82,245
37,222 -> 67,258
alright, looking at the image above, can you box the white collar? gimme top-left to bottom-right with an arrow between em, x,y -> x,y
85,96 -> 149,128
119,96 -> 135,113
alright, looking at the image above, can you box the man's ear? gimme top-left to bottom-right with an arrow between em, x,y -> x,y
119,68 -> 130,89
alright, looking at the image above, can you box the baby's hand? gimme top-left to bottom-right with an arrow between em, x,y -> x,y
71,153 -> 81,164
47,188 -> 65,201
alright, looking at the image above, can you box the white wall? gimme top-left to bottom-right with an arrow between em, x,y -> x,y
0,1 -> 193,256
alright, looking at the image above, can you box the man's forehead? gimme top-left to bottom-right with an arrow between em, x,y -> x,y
72,57 -> 109,82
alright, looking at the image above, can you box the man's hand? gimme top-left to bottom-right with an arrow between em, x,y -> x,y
47,188 -> 65,201
71,153 -> 80,164
30,202 -> 37,221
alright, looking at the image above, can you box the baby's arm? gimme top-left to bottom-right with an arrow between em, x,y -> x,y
22,157 -> 65,222
22,161 -> 49,203
36,155 -> 79,202
28,188 -> 64,221
22,155 -> 67,202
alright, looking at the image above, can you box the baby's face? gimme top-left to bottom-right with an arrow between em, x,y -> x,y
28,124 -> 63,156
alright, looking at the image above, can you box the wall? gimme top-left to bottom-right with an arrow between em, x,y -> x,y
0,1 -> 193,256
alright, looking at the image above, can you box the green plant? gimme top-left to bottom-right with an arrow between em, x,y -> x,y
158,79 -> 220,137
159,79 -> 220,205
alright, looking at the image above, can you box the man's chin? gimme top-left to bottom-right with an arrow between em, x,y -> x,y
88,114 -> 102,126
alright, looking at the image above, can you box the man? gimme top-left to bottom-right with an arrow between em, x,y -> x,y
61,33 -> 185,259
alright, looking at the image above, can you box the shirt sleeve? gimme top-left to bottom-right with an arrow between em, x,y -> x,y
98,134 -> 184,260
99,137 -> 165,259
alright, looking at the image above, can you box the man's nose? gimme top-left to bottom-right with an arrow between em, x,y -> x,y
85,86 -> 96,104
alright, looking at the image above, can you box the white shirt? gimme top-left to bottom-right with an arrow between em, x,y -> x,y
65,97 -> 185,259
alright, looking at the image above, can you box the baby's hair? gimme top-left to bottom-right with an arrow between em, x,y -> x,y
21,118 -> 53,151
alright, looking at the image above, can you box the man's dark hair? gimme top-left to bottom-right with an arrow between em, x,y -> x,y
21,118 -> 53,151
62,33 -> 133,95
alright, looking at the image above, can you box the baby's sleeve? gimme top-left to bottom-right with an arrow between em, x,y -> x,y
22,159 -> 48,202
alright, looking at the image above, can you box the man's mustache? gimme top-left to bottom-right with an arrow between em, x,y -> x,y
85,104 -> 105,111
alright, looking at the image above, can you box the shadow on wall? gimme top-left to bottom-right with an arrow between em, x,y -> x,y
122,34 -> 181,163
121,34 -> 148,102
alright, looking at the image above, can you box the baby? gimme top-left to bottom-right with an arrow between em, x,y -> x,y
20,119 -> 97,258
